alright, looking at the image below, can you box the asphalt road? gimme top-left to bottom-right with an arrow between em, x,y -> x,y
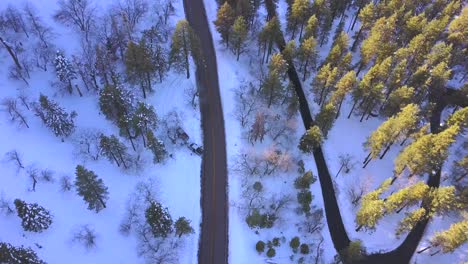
181,1 -> 229,264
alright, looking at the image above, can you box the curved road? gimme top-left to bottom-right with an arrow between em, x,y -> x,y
182,1 -> 229,264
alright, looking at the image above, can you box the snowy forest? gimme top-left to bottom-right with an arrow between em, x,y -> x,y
0,0 -> 466,263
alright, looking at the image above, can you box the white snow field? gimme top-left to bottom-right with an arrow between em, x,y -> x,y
0,0 -> 201,263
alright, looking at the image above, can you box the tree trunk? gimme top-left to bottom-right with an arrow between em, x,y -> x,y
335,97 -> 344,119
417,246 -> 432,254
355,224 -> 363,232
0,37 -> 22,70
75,85 -> 83,97
303,58 -> 309,81
349,6 -> 362,32
118,151 -> 128,169
110,152 -> 121,167
379,142 -> 394,159
348,100 -> 357,118
351,26 -> 363,52
363,157 -> 372,168
363,152 -> 372,164
335,165 -> 344,178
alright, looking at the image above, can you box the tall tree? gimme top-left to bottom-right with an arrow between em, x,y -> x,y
262,53 -> 287,107
329,70 -> 357,118
430,221 -> 468,253
99,134 -> 130,169
99,84 -> 135,123
289,0 -> 311,40
54,51 -> 80,96
258,16 -> 281,63
146,130 -> 167,163
298,125 -> 323,153
174,217 -> 194,238
214,2 -> 236,47
230,16 -> 248,60
170,19 -> 199,78
0,242 -> 46,264
33,94 -> 76,138
145,201 -> 173,237
125,40 -> 154,98
75,165 -> 109,212
297,36 -> 318,81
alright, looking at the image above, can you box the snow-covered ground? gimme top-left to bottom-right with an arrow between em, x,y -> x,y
0,0 -> 201,263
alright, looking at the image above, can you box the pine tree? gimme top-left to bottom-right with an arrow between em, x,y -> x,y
329,70 -> 357,118
258,16 -> 281,63
131,102 -> 158,147
430,221 -> 468,253
324,31 -> 349,68
303,15 -> 318,39
350,2 -> 376,52
364,104 -> 420,164
99,134 -> 130,169
384,181 -> 430,213
75,165 -> 109,212
294,170 -> 316,189
33,94 -> 76,138
311,64 -> 339,106
311,0 -> 332,47
289,0 -> 311,39
297,189 -> 313,213
145,201 -> 173,237
170,20 -> 199,79
381,86 -> 415,117
99,84 -> 135,123
125,40 -> 154,98
14,199 -> 52,232
146,130 -> 167,163
262,53 -> 287,107
395,208 -> 426,236
214,2 -> 235,47
174,217 -> 194,238
297,36 -> 318,81
355,178 -> 392,231
0,242 -> 46,264
451,156 -> 468,182
316,102 -> 337,138
394,125 -> 460,177
298,125 -> 323,153
230,16 -> 248,60
282,40 -> 297,62
54,50 -> 79,95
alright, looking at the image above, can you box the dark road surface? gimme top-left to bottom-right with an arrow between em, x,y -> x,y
182,1 -> 229,264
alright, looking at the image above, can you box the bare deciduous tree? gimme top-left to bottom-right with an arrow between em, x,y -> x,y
54,0 -> 96,42
72,128 -> 101,161
5,150 -> 25,170
40,169 -> 55,183
184,83 -> 199,109
116,0 -> 148,39
0,194 -> 14,216
59,175 -> 73,192
248,111 -> 267,144
3,5 -> 29,37
26,165 -> 39,192
335,154 -> 355,178
234,83 -> 257,128
23,3 -> 54,49
347,175 -> 371,208
1,98 -> 29,128
72,225 -> 97,249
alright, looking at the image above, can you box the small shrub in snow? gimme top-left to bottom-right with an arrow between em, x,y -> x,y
297,190 -> 312,214
59,175 -> 73,192
255,241 -> 265,253
300,244 -> 309,254
145,201 -> 173,238
266,247 -> 276,258
253,181 -> 263,192
174,217 -> 194,238
14,199 -> 53,233
246,209 -> 276,229
272,237 -> 280,247
72,225 -> 97,249
0,242 -> 46,264
290,237 -> 300,253
294,171 -> 316,189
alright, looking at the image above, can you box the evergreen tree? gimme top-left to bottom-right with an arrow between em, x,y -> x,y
54,50 -> 79,95
311,0 -> 332,47
33,94 -> 76,138
145,201 -> 173,237
258,17 -> 282,63
294,170 -> 316,189
395,208 -> 427,236
364,104 -> 420,164
303,15 -> 318,39
311,63 -> 339,106
170,20 -> 199,79
230,16 -> 248,60
350,2 -> 376,52
329,70 -> 357,118
324,31 -> 349,68
289,0 -> 311,40
430,221 -> 468,253
99,84 -> 135,123
381,86 -> 415,117
298,125 -> 323,153
282,40 -> 297,62
297,36 -> 318,81
394,125 -> 461,177
99,134 -> 130,169
384,182 -> 430,213
214,2 -> 235,47
125,40 -> 154,98
447,107 -> 468,132
174,216 -> 194,238
146,130 -> 167,163
316,102 -> 337,138
262,53 -> 287,107
14,199 -> 52,233
131,102 -> 158,147
0,242 -> 46,264
297,190 -> 312,213
75,165 -> 109,212
290,237 -> 300,253
355,178 -> 392,231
